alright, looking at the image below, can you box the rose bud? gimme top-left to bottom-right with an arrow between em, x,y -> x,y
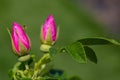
8,22 -> 31,56
40,14 -> 59,52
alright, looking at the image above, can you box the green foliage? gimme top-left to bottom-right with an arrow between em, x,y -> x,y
8,55 -> 35,80
66,42 -> 87,63
69,76 -> 81,80
59,37 -> 120,64
8,37 -> 120,80
84,46 -> 97,64
78,37 -> 120,46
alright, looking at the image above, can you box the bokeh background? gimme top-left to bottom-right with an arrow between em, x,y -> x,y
0,0 -> 120,80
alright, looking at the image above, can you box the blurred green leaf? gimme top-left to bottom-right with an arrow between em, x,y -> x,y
78,37 -> 120,46
66,42 -> 87,63
49,47 -> 57,59
44,69 -> 67,80
84,46 -> 97,64
69,76 -> 81,80
8,69 -> 14,80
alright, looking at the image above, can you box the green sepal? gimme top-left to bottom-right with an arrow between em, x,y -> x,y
7,28 -> 19,55
40,26 -> 45,44
40,26 -> 53,45
45,27 -> 53,45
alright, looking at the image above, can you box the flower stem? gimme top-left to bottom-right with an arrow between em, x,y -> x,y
32,53 -> 51,79
32,70 -> 38,79
13,75 -> 17,80
25,63 -> 29,70
17,70 -> 26,77
34,53 -> 50,70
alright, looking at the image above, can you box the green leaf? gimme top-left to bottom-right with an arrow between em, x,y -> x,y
69,76 -> 81,80
84,46 -> 97,64
8,69 -> 14,80
66,42 -> 87,63
78,37 -> 120,46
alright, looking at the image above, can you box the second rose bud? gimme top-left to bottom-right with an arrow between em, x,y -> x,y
40,14 -> 59,52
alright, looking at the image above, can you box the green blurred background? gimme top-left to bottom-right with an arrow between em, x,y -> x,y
0,0 -> 120,80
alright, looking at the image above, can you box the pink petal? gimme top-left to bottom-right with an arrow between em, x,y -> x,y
12,29 -> 19,53
13,22 -> 30,50
42,14 -> 57,41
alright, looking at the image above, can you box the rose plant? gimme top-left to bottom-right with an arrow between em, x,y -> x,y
8,14 -> 120,80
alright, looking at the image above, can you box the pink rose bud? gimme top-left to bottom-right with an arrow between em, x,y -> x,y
10,22 -> 31,56
40,14 -> 59,52
41,14 -> 58,45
